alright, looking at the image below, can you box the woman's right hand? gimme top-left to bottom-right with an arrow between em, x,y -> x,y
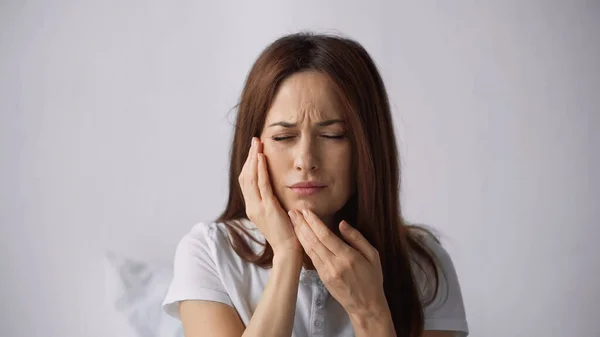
238,137 -> 302,257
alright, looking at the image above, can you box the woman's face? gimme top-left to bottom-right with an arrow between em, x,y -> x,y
260,71 -> 353,227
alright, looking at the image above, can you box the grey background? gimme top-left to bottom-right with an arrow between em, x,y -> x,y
1,0 -> 598,336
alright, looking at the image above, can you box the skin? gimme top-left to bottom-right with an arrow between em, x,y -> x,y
259,71 -> 354,229
258,71 -> 395,334
256,70 -> 456,337
178,70 -> 457,337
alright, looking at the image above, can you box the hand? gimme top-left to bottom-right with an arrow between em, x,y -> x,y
238,137 -> 302,256
288,209 -> 389,319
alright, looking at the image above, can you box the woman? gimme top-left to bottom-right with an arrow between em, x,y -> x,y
162,32 -> 469,337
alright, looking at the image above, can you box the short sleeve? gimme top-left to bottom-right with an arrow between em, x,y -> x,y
417,236 -> 469,336
162,223 -> 234,319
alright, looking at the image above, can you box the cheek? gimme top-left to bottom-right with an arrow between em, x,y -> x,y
263,147 -> 288,184
328,147 -> 353,190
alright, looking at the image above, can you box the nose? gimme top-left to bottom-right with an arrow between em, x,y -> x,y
294,136 -> 319,172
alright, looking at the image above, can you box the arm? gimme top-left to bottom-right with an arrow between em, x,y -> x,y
179,251 -> 303,337
178,138 -> 306,336
241,252 -> 303,337
348,306 -> 396,337
350,310 -> 456,337
287,210 -> 464,337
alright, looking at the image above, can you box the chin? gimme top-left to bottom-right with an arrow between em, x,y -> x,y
286,199 -> 319,212
289,200 -> 336,219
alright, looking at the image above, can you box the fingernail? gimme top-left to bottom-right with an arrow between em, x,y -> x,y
288,210 -> 296,220
340,220 -> 350,231
251,137 -> 256,147
301,209 -> 308,216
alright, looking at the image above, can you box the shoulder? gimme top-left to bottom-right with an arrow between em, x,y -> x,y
407,226 -> 469,335
174,221 -> 225,254
407,225 -> 460,304
186,221 -> 231,243
175,219 -> 265,258
163,221 -> 241,318
408,226 -> 451,261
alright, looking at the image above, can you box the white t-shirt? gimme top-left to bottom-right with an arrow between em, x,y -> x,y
162,219 -> 469,336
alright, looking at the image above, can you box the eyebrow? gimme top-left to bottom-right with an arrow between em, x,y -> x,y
267,119 -> 345,128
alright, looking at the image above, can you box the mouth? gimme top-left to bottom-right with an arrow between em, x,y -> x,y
289,186 -> 325,196
289,182 -> 327,196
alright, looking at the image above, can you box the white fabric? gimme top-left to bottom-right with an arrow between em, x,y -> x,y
162,219 -> 469,336
104,252 -> 184,337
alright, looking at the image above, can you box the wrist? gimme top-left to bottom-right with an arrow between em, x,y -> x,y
273,248 -> 303,266
349,309 -> 395,337
348,299 -> 395,337
272,239 -> 303,258
349,309 -> 390,326
347,291 -> 390,321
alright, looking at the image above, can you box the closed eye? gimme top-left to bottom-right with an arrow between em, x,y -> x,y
272,136 -> 294,141
272,135 -> 346,141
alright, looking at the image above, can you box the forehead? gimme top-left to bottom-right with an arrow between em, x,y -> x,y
265,71 -> 344,123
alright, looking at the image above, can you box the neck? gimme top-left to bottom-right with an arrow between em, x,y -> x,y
322,215 -> 335,229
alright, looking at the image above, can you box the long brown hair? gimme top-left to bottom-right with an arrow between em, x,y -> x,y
216,31 -> 442,337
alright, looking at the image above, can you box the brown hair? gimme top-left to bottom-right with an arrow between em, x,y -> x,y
215,31 -> 442,337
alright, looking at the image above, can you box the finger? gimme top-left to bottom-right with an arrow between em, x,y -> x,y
301,209 -> 349,256
239,138 -> 261,210
257,153 -> 274,200
256,137 -> 263,153
289,210 -> 326,269
246,137 -> 262,201
289,210 -> 334,264
240,137 -> 254,174
339,220 -> 379,263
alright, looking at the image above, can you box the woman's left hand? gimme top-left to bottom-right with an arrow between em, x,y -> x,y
288,209 -> 390,320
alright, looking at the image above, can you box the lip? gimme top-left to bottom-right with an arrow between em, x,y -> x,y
290,181 -> 326,188
289,181 -> 327,196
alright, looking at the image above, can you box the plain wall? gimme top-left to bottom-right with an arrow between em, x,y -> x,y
1,1 -> 598,336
